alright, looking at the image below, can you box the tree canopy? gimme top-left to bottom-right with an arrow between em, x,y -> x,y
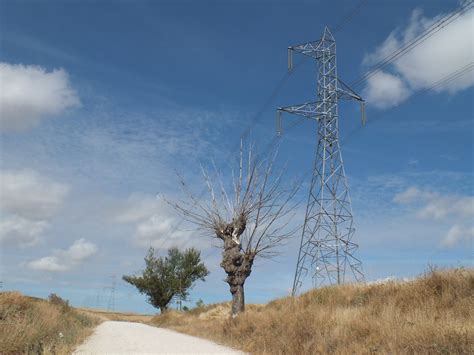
123,247 -> 209,313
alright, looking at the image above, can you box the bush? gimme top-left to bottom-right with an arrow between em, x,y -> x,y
48,293 -> 69,310
195,299 -> 204,308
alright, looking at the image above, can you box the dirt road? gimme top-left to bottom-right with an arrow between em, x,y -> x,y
74,321 -> 244,354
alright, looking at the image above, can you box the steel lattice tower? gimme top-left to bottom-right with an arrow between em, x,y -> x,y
277,27 -> 365,295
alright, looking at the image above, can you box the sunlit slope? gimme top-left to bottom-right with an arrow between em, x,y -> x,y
152,268 -> 474,354
0,292 -> 99,354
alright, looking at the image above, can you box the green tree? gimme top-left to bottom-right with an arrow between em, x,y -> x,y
123,247 -> 209,313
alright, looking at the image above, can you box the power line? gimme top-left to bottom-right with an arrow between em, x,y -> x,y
351,1 -> 473,87
427,63 -> 474,91
266,64 -> 474,230
284,65 -> 474,211
331,0 -> 369,34
276,0 -> 472,148
352,0 -> 473,87
341,62 -> 474,144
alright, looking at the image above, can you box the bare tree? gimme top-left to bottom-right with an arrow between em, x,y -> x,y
170,144 -> 299,316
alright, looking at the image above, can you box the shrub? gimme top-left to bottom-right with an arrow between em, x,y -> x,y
48,293 -> 69,310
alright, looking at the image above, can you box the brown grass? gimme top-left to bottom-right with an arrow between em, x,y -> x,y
78,307 -> 154,323
0,292 -> 99,354
151,268 -> 474,354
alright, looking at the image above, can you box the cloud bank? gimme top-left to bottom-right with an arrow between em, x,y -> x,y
114,194 -> 201,250
26,238 -> 98,272
0,62 -> 80,131
0,169 -> 69,247
0,216 -> 49,248
393,186 -> 474,248
363,7 -> 474,108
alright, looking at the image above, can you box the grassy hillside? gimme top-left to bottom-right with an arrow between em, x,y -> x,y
152,268 -> 474,354
0,292 -> 99,354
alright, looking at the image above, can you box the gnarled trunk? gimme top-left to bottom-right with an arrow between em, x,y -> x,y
231,284 -> 245,315
218,220 -> 254,317
223,247 -> 253,316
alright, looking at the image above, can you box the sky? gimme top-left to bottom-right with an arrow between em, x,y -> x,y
0,0 -> 473,314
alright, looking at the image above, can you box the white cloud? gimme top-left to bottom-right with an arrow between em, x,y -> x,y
0,169 -> 69,220
114,195 -> 160,224
114,194 -> 201,249
393,186 -> 433,204
363,7 -> 474,108
364,71 -> 411,109
26,256 -> 67,272
441,224 -> 474,248
58,238 -> 98,261
26,238 -> 98,272
0,62 -> 80,131
135,215 -> 193,249
0,216 -> 48,247
417,194 -> 474,221
0,169 -> 69,247
394,186 -> 473,248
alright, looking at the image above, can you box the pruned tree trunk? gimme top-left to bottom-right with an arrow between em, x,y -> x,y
218,218 -> 254,317
231,284 -> 245,315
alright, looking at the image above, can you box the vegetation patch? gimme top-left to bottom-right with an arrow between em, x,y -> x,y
78,307 -> 154,323
151,268 -> 474,354
123,247 -> 209,314
0,292 -> 99,354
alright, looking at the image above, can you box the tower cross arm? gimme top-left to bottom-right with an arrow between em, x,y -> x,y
289,39 -> 325,60
288,27 -> 336,65
277,100 -> 324,120
337,79 -> 364,102
336,79 -> 367,125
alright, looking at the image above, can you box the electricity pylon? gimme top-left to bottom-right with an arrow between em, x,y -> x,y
277,27 -> 365,296
106,275 -> 116,312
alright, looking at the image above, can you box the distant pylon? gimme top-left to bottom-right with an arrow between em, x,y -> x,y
107,275 -> 116,312
278,27 -> 365,296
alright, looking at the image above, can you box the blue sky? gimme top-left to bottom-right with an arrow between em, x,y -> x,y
1,0 -> 472,314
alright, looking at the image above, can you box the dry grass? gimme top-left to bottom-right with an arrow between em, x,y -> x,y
78,307 -> 154,323
0,292 -> 99,354
151,268 -> 474,354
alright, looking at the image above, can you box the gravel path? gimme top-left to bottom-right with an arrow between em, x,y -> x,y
74,321 -> 244,354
